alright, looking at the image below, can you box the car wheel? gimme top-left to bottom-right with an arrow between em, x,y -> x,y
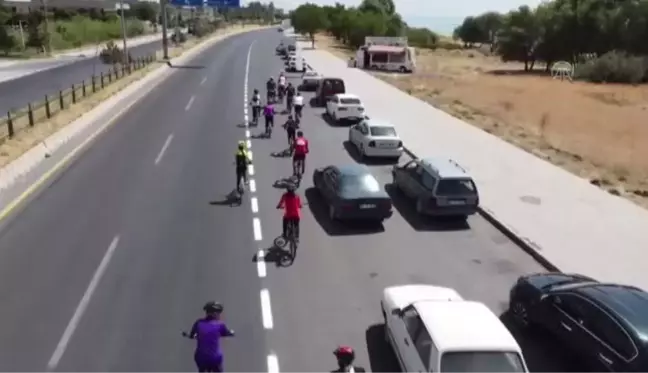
511,300 -> 530,328
329,205 -> 338,221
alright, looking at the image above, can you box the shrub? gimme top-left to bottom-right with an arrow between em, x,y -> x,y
193,18 -> 215,38
99,40 -> 133,64
51,16 -> 145,50
574,51 -> 648,84
171,30 -> 187,43
407,27 -> 439,49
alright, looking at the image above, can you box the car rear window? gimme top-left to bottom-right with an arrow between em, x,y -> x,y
440,351 -> 526,372
341,174 -> 381,194
322,80 -> 345,95
435,178 -> 476,196
370,126 -> 396,137
340,97 -> 361,105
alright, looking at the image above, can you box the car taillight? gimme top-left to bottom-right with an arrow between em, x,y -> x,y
368,141 -> 376,147
397,141 -> 403,147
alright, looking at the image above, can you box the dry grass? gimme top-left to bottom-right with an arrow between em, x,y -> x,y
0,26 -> 262,169
316,34 -> 648,209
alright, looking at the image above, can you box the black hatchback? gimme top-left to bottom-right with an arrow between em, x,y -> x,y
315,78 -> 345,106
510,272 -> 648,371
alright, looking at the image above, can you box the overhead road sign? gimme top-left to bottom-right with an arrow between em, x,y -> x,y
168,0 -> 204,7
206,0 -> 240,8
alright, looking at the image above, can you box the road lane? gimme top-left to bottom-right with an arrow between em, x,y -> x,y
0,30 -> 269,371
0,41 -> 160,113
248,33 -> 580,372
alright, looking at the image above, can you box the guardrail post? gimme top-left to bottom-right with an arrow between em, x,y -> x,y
82,80 -> 86,97
59,90 -> 64,110
121,64 -> 125,76
27,103 -> 34,126
6,112 -> 14,138
45,95 -> 51,118
92,76 -> 96,93
108,70 -> 112,83
100,72 -> 105,88
71,84 -> 76,104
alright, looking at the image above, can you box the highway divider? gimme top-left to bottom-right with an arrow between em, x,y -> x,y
0,55 -> 156,141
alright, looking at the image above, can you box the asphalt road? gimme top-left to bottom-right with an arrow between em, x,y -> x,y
0,40 -> 161,114
0,28 -> 585,371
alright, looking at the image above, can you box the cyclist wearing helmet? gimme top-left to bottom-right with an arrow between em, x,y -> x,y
333,346 -> 365,372
235,141 -> 251,191
250,89 -> 261,125
276,185 -> 302,240
278,73 -> 287,100
292,130 -> 309,176
283,114 -> 298,149
266,77 -> 276,102
186,302 -> 235,373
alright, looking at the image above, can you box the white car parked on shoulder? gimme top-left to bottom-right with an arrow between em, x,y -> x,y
381,284 -> 529,373
348,119 -> 403,160
325,93 -> 366,123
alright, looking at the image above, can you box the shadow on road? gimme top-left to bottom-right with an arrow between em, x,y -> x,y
169,64 -> 205,69
254,245 -> 294,268
365,324 -> 400,372
208,190 -> 242,207
385,184 -> 470,232
305,187 -> 385,236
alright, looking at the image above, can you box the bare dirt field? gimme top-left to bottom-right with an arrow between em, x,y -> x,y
316,34 -> 648,209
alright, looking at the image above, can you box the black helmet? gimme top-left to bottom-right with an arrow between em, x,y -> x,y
297,130 -> 304,137
254,89 -> 259,94
334,346 -> 355,365
203,301 -> 224,314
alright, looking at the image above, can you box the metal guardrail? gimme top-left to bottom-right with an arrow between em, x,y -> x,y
0,54 -> 157,142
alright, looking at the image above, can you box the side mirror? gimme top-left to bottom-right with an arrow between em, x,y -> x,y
364,115 -> 370,119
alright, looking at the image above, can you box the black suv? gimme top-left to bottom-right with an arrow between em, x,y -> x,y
510,272 -> 648,371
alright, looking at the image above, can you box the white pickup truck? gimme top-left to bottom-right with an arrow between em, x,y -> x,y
381,284 -> 529,372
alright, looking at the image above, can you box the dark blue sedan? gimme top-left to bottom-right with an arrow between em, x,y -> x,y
313,164 -> 393,222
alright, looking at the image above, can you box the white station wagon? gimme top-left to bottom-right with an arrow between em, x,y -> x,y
325,93 -> 366,123
381,284 -> 529,372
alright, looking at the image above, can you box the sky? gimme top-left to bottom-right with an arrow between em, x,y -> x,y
259,0 -> 545,35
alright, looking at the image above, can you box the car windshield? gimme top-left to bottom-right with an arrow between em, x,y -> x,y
440,351 -> 526,372
436,179 -> 477,196
341,173 -> 381,194
370,126 -> 396,137
340,97 -> 361,105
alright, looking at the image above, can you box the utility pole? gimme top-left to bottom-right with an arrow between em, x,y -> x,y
161,0 -> 170,59
118,0 -> 129,64
41,0 -> 52,55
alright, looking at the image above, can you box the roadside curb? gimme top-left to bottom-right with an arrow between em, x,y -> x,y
303,53 -> 561,273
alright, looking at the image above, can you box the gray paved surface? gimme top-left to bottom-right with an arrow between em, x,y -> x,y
0,41 -> 160,114
0,29 -> 583,371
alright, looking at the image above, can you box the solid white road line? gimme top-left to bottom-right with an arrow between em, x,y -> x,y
249,179 -> 256,193
251,197 -> 259,213
154,134 -> 174,165
47,235 -> 121,371
185,95 -> 195,111
260,289 -> 274,329
253,217 -> 262,241
257,249 -> 266,278
200,77 -> 207,85
267,353 -> 280,373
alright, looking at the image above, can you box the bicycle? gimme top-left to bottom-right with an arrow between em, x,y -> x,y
273,219 -> 299,259
250,104 -> 260,126
292,157 -> 305,184
265,121 -> 274,137
295,105 -> 303,124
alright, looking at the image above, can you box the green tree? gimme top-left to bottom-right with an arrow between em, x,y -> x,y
453,17 -> 482,46
0,1 -> 15,55
495,6 -> 543,70
131,2 -> 157,24
291,3 -> 329,47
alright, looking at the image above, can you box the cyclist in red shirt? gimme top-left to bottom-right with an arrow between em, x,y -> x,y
293,130 -> 309,176
276,185 -> 302,240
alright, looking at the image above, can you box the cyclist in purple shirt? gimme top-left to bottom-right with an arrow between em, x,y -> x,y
185,301 -> 235,372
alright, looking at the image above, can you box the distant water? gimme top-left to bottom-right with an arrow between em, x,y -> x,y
404,16 -> 465,36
